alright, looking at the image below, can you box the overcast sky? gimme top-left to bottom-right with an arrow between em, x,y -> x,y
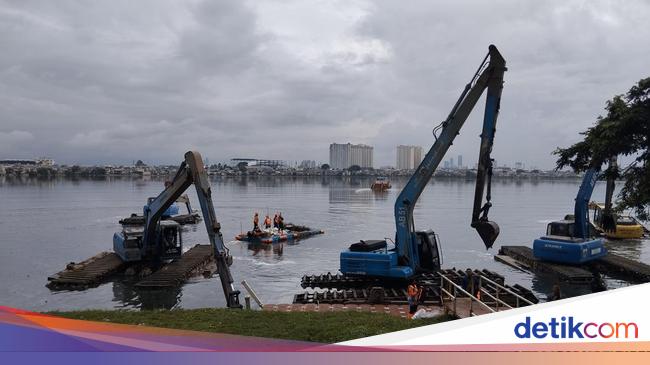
1,0 -> 648,168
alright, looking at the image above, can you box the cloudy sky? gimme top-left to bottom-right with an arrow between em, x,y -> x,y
1,0 -> 648,168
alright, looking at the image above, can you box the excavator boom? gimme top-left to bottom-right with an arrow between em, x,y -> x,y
394,45 -> 506,269
340,45 -> 507,279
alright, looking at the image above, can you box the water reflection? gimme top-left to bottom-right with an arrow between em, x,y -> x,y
0,175 -> 58,187
247,242 -> 284,257
530,273 -> 595,301
111,280 -> 182,310
604,239 -> 644,261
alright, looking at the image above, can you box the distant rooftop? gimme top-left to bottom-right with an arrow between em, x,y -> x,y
230,158 -> 286,167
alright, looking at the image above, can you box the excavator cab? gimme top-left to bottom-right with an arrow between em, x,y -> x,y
415,230 -> 441,271
546,220 -> 575,237
157,220 -> 183,260
113,220 -> 183,262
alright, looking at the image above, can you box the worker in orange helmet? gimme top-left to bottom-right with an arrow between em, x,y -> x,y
407,280 -> 422,319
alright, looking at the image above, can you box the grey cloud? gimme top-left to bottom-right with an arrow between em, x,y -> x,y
0,0 -> 648,167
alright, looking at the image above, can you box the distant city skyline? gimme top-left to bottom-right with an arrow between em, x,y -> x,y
0,152 -> 544,171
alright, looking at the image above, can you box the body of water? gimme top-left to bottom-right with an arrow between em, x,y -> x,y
1,176 -> 648,311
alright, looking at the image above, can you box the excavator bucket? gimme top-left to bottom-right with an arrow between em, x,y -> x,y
474,220 -> 500,249
601,213 -> 617,233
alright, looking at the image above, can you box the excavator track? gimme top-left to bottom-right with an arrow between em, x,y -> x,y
47,245 -> 215,291
47,252 -> 125,290
294,280 -> 442,305
295,268 -> 537,306
135,244 -> 214,288
294,287 -> 440,305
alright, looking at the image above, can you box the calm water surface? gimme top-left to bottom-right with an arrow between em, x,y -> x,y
1,176 -> 648,311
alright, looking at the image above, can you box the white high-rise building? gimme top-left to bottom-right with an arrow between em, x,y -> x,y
329,143 -> 349,169
396,145 -> 423,170
329,143 -> 374,169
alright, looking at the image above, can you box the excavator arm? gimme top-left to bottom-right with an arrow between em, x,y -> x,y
142,151 -> 241,308
574,168 -> 599,240
601,156 -> 618,232
394,45 -> 506,268
574,155 -> 621,239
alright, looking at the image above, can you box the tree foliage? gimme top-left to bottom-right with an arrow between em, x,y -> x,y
554,77 -> 650,219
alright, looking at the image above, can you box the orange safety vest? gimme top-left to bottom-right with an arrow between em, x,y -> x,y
407,284 -> 419,298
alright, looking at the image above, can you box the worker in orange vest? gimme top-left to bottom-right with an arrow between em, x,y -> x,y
263,215 -> 272,230
407,280 -> 422,319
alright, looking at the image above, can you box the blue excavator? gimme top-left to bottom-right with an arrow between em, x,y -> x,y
113,151 -> 242,308
533,168 -> 608,264
340,45 -> 506,279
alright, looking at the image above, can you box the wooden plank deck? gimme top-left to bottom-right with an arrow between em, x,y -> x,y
442,297 -> 497,319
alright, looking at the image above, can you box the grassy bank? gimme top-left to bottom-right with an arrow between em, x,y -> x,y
51,308 -> 452,343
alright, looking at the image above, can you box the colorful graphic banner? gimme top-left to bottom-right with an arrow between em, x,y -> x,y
2,284 -> 650,357
343,282 -> 650,350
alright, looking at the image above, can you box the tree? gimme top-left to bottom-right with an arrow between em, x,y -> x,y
554,77 -> 650,219
348,165 -> 362,172
320,163 -> 330,170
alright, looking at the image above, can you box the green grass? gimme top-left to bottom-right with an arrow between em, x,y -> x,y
50,308 -> 452,343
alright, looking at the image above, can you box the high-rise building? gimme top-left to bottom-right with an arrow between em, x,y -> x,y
329,143 -> 349,169
329,143 -> 374,169
396,145 -> 423,170
457,155 -> 463,169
